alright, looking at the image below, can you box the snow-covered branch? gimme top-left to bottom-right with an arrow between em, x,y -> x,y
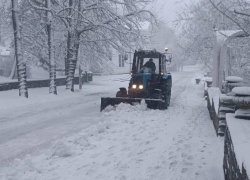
28,0 -> 50,12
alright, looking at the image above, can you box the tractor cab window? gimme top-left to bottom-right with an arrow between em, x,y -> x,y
142,58 -> 159,73
132,55 -> 160,74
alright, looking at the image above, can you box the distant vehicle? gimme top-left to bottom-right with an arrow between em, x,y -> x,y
101,49 -> 172,111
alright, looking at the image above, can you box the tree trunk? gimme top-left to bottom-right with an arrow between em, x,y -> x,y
46,0 -> 57,95
65,31 -> 79,92
11,0 -> 28,98
65,31 -> 71,77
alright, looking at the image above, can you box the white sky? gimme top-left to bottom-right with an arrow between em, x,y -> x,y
153,0 -> 194,27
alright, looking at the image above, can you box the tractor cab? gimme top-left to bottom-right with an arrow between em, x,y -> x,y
131,50 -> 170,74
128,50 -> 171,98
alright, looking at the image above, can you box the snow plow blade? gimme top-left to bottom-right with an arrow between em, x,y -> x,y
100,97 -> 164,111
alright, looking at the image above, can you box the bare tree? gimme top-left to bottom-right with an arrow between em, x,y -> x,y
176,0 -> 250,82
8,0 -> 157,94
208,0 -> 250,83
175,0 -> 237,71
58,0 -> 156,91
46,0 -> 57,94
28,0 -> 57,94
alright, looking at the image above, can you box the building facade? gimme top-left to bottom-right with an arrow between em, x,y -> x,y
110,49 -> 133,74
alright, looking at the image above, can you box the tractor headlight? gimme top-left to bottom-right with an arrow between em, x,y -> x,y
139,85 -> 143,89
132,84 -> 137,89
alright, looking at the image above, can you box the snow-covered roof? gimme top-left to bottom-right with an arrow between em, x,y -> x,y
216,30 -> 249,47
218,30 -> 243,38
226,113 -> 250,174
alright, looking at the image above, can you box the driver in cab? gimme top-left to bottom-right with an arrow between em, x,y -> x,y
141,58 -> 156,73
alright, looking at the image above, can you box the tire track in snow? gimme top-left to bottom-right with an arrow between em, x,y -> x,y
0,74 -> 130,168
0,96 -> 89,124
0,123 -> 92,167
0,99 -> 102,166
170,72 -> 194,107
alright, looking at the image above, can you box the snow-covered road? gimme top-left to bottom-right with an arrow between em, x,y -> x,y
0,74 -> 130,165
0,66 -> 224,180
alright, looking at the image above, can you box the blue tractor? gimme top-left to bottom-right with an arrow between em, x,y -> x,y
100,49 -> 172,111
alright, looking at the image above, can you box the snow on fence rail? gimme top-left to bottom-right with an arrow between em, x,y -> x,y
0,76 -> 80,91
205,78 -> 250,180
223,125 -> 243,180
204,77 -> 212,98
222,88 -> 250,180
224,114 -> 250,180
207,87 -> 221,127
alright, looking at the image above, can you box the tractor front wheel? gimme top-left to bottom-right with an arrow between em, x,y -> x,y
147,90 -> 163,109
161,89 -> 171,109
166,89 -> 171,107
